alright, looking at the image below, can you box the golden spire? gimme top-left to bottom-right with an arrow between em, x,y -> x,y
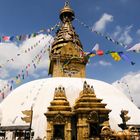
48,1 -> 87,77
51,0 -> 82,50
46,86 -> 72,113
59,0 -> 75,22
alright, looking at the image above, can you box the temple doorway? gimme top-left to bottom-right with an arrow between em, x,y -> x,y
53,125 -> 64,140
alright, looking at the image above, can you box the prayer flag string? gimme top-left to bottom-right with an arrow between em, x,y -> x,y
0,23 -> 59,69
0,37 -> 53,100
75,17 -> 129,49
117,80 -> 133,102
61,43 -> 135,72
0,22 -> 60,43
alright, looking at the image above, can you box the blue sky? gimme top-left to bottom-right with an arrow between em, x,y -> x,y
0,0 -> 140,103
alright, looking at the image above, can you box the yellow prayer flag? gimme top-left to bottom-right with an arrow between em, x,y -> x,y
15,78 -> 21,84
110,52 -> 121,61
89,53 -> 96,58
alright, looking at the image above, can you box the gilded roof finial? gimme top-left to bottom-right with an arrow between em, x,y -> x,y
60,0 -> 74,22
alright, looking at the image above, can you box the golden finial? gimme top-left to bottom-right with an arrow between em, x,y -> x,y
60,0 -> 74,22
65,0 -> 70,7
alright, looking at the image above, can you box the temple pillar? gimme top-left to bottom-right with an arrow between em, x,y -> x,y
77,114 -> 88,140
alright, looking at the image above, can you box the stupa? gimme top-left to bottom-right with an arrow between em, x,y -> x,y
0,1 -> 140,140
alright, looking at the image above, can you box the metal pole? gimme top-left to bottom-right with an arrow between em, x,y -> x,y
29,106 -> 33,140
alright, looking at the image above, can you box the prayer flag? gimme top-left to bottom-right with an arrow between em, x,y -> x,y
92,43 -> 99,53
105,51 -> 113,54
33,64 -> 36,69
1,93 -> 4,99
15,76 -> 21,84
89,53 -> 96,57
10,80 -> 14,84
127,43 -> 140,53
10,36 -> 14,41
16,36 -> 20,40
118,52 -> 135,65
28,34 -> 32,39
86,45 -> 97,56
22,74 -> 24,80
28,64 -> 30,68
110,52 -> 121,61
84,55 -> 90,63
105,36 -> 111,41
26,70 -> 29,76
2,36 -> 10,41
18,36 -> 22,41
38,29 -> 45,34
96,50 -> 104,56
32,33 -> 37,37
21,35 -> 27,41
47,29 -> 51,33
80,51 -> 85,57
10,85 -> 13,91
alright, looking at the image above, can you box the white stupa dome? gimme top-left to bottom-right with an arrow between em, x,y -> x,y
0,77 -> 140,139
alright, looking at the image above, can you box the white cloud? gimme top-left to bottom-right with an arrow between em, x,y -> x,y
0,80 -> 8,89
113,26 -> 122,38
0,34 -> 53,79
98,60 -> 112,66
0,34 -> 53,100
92,60 -> 112,67
113,25 -> 133,45
136,29 -> 140,36
0,34 -> 53,101
93,13 -> 113,32
112,71 -> 140,107
0,69 -> 9,79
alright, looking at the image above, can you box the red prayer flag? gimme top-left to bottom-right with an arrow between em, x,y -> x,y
3,36 -> 10,41
96,50 -> 104,56
1,93 -> 4,99
80,51 -> 85,57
